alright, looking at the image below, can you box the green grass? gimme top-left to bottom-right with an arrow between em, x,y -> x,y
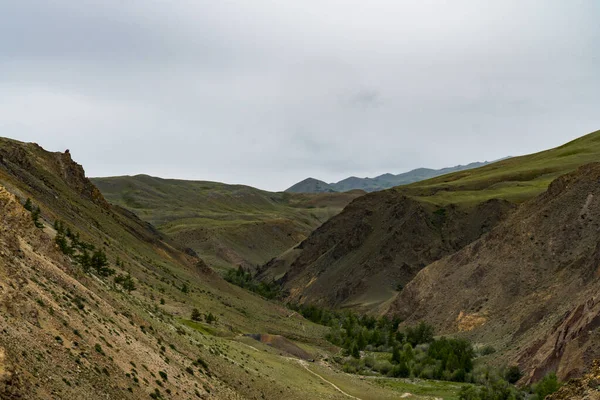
399,129 -> 600,206
372,377 -> 469,399
92,175 -> 362,271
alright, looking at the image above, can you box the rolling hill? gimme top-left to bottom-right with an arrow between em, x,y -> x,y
92,175 -> 363,272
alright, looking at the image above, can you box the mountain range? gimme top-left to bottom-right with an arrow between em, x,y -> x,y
285,161 -> 498,193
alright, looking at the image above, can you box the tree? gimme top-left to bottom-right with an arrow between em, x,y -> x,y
205,312 -> 217,324
191,308 -> 202,321
55,234 -> 72,255
24,198 -> 33,211
350,342 -> 360,359
91,250 -> 113,276
505,365 -> 522,384
115,273 -> 136,293
78,249 -> 91,273
406,322 -> 435,346
534,373 -> 560,400
31,206 -> 43,228
391,345 -> 402,364
181,283 -> 189,293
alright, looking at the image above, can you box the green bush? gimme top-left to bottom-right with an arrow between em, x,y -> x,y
534,373 -> 560,400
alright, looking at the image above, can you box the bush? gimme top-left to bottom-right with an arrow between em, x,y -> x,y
191,308 -> 202,321
534,373 -> 560,400
505,365 -> 522,384
114,273 -> 136,292
406,322 -> 435,346
374,360 -> 393,375
479,345 -> 496,356
205,312 -> 217,324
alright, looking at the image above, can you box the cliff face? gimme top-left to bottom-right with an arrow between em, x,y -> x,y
0,139 -> 109,209
260,188 -> 514,311
388,163 -> 600,382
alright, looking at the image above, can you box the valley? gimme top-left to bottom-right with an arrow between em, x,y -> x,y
3,129 -> 600,399
92,175 -> 363,273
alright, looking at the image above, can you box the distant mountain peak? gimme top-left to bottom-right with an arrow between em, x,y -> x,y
285,177 -> 336,193
285,159 -> 504,193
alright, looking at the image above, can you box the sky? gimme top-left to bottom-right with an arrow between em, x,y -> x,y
1,1 -> 599,191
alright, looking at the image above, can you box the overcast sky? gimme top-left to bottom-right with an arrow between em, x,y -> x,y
1,1 -> 599,191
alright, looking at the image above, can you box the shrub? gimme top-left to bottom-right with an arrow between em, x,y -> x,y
505,365 -> 522,384
191,308 -> 202,321
205,312 -> 217,324
479,345 -> 496,356
406,322 -> 435,346
114,273 -> 136,292
374,360 -> 393,375
534,373 -> 560,400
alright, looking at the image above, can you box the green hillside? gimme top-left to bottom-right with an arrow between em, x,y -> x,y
400,129 -> 600,205
92,175 -> 363,272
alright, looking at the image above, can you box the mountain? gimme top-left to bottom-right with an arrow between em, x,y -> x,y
285,161 -> 495,193
0,137 -> 405,399
285,177 -> 336,193
260,129 -> 600,313
389,162 -> 600,382
92,175 -> 363,273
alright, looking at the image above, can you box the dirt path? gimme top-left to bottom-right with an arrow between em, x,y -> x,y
295,359 -> 362,400
235,338 -> 362,399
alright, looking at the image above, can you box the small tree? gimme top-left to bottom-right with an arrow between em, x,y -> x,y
391,345 -> 402,364
24,198 -> 33,211
191,308 -> 202,321
31,206 -> 43,228
350,342 -> 360,359
505,365 -> 522,384
205,312 -> 217,324
181,283 -> 189,294
115,273 -> 135,293
78,249 -> 91,273
92,250 -> 113,276
534,373 -> 560,399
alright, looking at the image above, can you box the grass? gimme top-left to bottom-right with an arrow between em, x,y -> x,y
399,129 -> 600,206
372,377 -> 468,399
92,175 -> 362,272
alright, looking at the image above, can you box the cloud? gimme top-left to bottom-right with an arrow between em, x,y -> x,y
1,0 -> 599,190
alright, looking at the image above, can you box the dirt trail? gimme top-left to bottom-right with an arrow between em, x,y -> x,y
294,359 -> 362,400
235,339 -> 361,399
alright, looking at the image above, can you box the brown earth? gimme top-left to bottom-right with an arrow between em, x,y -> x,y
259,190 -> 514,311
244,334 -> 313,360
387,163 -> 600,382
547,360 -> 600,400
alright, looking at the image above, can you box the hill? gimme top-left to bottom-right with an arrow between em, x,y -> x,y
285,177 -> 336,193
285,161 -> 494,193
0,137 -> 410,399
389,162 -> 600,383
260,129 -> 600,312
397,130 -> 600,205
92,175 -> 363,272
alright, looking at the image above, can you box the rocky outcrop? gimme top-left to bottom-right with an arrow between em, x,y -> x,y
388,163 -> 600,382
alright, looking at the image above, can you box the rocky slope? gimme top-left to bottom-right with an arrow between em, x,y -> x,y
547,360 -> 600,400
0,137 -> 378,399
259,189 -> 514,311
388,163 -> 600,383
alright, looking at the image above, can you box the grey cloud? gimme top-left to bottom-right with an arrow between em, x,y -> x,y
0,0 -> 599,191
